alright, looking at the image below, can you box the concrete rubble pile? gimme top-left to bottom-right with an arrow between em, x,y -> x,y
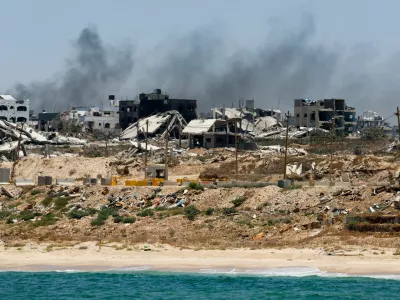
106,188 -> 195,211
0,120 -> 87,155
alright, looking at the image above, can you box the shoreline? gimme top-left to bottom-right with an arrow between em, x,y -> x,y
1,242 -> 400,276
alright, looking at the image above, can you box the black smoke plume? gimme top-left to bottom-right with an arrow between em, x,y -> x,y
10,26 -> 133,112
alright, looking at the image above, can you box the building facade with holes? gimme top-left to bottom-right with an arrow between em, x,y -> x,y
0,95 -> 29,123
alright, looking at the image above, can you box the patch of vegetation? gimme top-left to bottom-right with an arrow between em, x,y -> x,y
34,214 -> 57,227
188,182 -> 204,191
0,211 -> 11,220
69,169 -> 77,176
137,209 -> 154,217
223,207 -> 237,215
287,184 -> 302,190
91,207 -> 119,226
8,201 -> 22,208
184,205 -> 200,221
53,197 -> 70,210
265,217 -> 292,226
122,216 -> 136,224
91,218 -> 105,226
30,189 -> 42,196
19,211 -> 40,221
205,208 -> 215,216
68,208 -> 96,220
362,126 -> 387,140
41,197 -> 53,207
231,196 -> 247,207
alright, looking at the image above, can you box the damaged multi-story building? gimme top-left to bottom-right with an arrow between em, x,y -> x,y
294,98 -> 356,132
0,94 -> 29,123
119,89 -> 197,130
356,110 -> 393,137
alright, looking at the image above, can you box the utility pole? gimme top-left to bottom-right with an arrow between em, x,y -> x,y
164,128 -> 169,181
235,121 -> 238,181
397,107 -> 400,140
283,111 -> 290,180
144,120 -> 149,179
330,117 -> 335,183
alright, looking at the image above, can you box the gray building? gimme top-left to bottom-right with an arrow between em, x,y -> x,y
294,98 -> 356,132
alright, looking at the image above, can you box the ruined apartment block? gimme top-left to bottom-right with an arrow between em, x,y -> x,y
294,98 -> 356,132
0,95 -> 29,123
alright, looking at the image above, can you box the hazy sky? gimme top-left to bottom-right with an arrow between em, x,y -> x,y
1,0 -> 400,119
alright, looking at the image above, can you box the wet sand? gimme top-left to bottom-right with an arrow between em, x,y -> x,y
1,242 -> 400,275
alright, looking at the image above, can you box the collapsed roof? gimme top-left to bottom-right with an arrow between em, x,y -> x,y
182,119 -> 228,135
0,120 -> 87,154
120,110 -> 187,140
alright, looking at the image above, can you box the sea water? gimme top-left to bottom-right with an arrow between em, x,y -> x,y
0,267 -> 399,299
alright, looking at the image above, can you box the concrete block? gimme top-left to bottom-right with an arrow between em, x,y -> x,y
56,178 -> 75,186
14,178 -> 34,186
44,176 -> 53,185
278,179 -> 292,189
83,178 -> 98,185
0,168 -> 11,184
101,178 -> 111,186
38,176 -> 46,186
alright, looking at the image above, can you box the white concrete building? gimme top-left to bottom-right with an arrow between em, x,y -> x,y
60,100 -> 120,133
0,95 -> 29,123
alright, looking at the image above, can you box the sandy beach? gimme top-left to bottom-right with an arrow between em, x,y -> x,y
1,242 -> 400,275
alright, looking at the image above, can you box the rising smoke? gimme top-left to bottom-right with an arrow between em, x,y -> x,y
10,16 -> 400,120
10,26 -> 134,112
138,15 -> 399,120
138,16 -> 338,113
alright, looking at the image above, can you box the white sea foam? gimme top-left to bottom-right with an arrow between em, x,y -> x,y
198,266 -> 400,280
54,269 -> 82,273
108,266 -> 152,272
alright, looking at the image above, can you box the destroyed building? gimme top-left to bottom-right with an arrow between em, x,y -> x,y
356,110 -> 393,137
119,89 -> 197,130
120,110 -> 187,141
59,97 -> 121,133
118,94 -> 140,130
294,98 -> 357,132
0,95 -> 29,123
38,112 -> 59,131
182,118 -> 257,150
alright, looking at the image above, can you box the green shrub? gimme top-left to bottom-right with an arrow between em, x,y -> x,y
122,217 -> 136,224
113,215 -> 123,223
223,207 -> 237,215
91,207 -> 118,226
41,197 -> 53,207
98,208 -> 118,220
6,218 -> 14,224
0,211 -> 11,220
68,209 -> 89,220
184,205 -> 200,221
19,211 -> 36,221
347,220 -> 358,231
205,208 -> 215,216
34,214 -> 57,227
53,197 -> 70,210
86,208 -> 98,215
91,218 -> 105,226
137,209 -> 154,217
188,182 -> 204,191
30,189 -> 42,196
231,196 -> 247,207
